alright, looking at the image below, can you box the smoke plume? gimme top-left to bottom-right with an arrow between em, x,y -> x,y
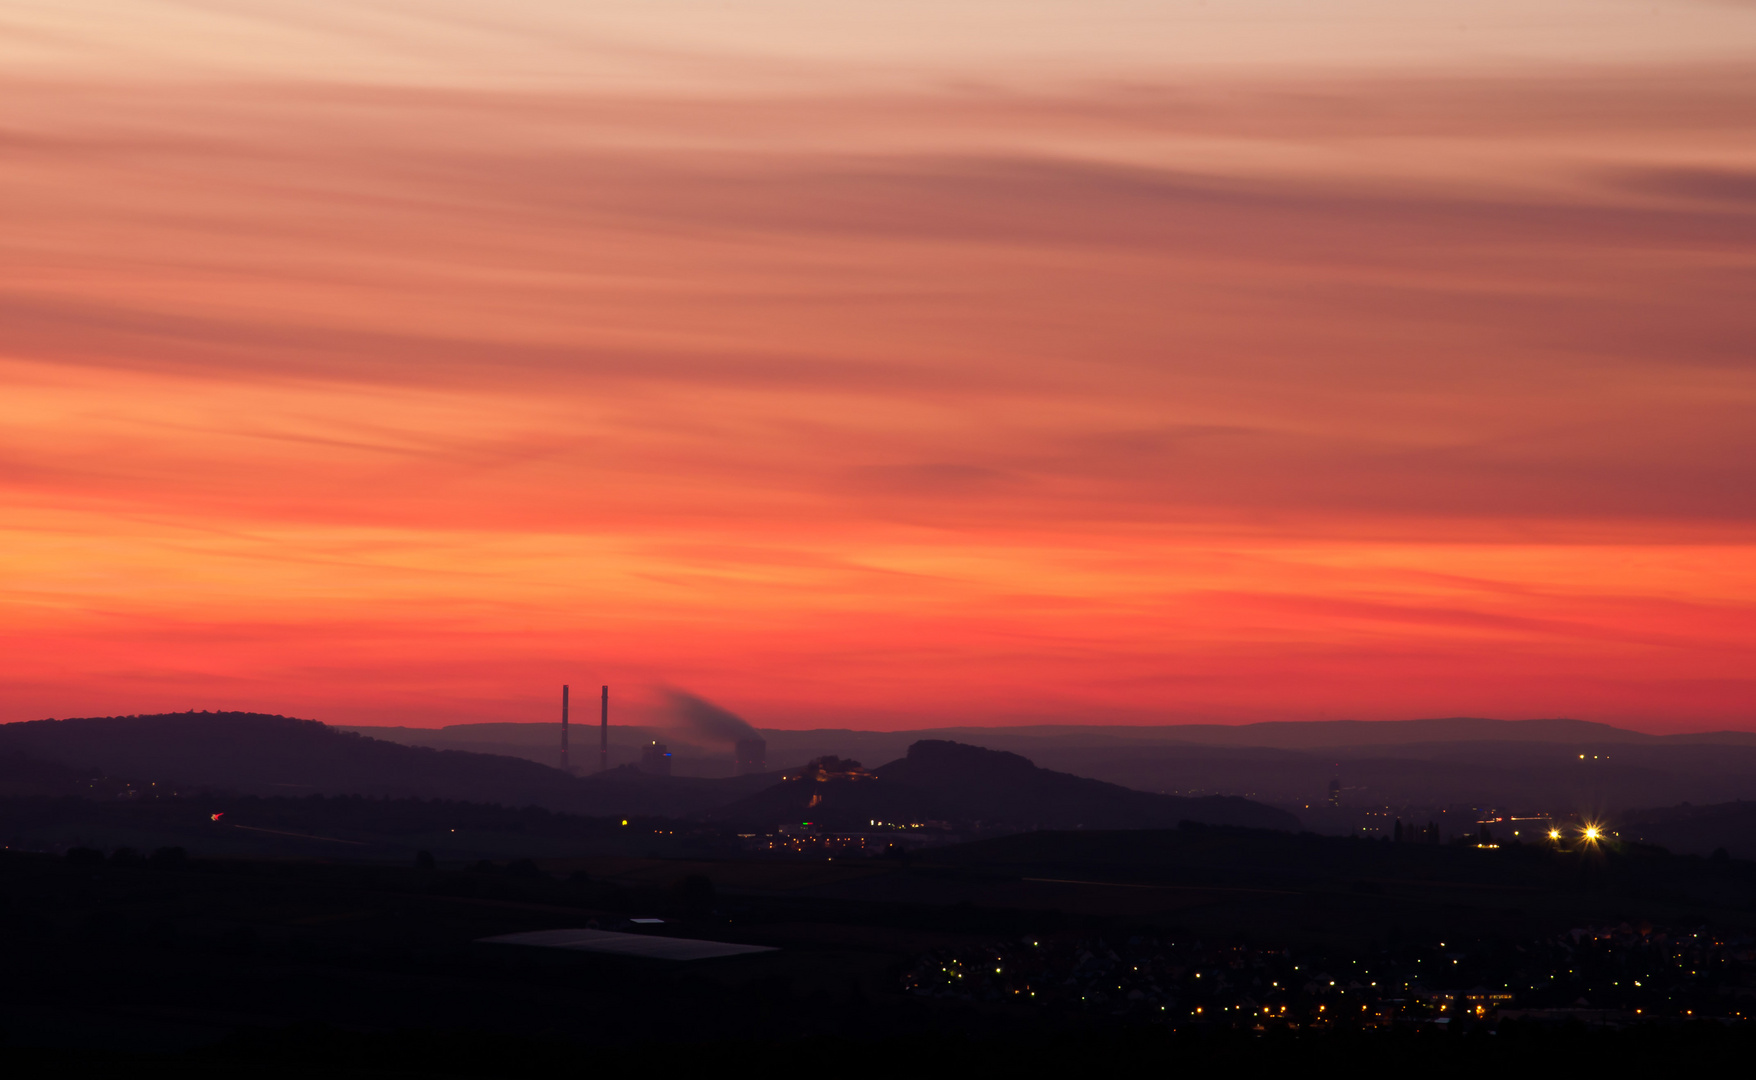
664,690 -> 758,746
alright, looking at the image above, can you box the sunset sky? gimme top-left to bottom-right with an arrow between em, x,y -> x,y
3,1 -> 1754,731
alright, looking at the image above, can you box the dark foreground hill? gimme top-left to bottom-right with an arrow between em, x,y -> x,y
712,740 -> 1298,832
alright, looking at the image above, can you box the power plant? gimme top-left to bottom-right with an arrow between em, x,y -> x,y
557,685 -> 763,775
640,740 -> 672,776
666,690 -> 767,776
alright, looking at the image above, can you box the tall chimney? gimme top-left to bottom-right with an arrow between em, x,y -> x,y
599,685 -> 609,772
560,684 -> 570,771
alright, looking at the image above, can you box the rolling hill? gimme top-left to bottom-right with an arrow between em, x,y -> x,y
0,712 -> 588,807
711,740 -> 1299,832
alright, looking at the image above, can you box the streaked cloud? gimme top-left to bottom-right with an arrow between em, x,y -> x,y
1,4 -> 1753,730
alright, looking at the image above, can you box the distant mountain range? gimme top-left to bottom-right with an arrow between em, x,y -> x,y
346,716 -> 1756,814
0,713 -> 1293,833
741,719 -> 1756,777
743,719 -> 1756,812
13,712 -> 1756,856
346,716 -> 1756,776
957,717 -> 1756,749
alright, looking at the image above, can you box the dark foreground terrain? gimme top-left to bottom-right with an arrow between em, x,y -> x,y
6,825 -> 1756,1075
8,712 -> 1756,1073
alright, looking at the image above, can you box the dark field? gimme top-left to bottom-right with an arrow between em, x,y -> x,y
7,823 -> 1756,1075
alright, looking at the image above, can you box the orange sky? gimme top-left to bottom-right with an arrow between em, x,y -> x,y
3,3 -> 1755,731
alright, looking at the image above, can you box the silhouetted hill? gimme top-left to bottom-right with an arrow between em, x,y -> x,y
712,740 -> 1297,832
741,724 -> 1756,816
0,713 -> 817,820
751,717 -> 1756,763
0,713 -> 590,809
342,719 -> 1756,818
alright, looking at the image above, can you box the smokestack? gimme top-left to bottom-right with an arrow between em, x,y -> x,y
560,684 -> 570,771
600,685 -> 609,772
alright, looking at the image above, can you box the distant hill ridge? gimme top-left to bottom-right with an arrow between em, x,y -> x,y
712,739 -> 1297,832
345,717 -> 1756,769
743,717 -> 1756,751
0,713 -> 1301,832
337,716 -> 1756,814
